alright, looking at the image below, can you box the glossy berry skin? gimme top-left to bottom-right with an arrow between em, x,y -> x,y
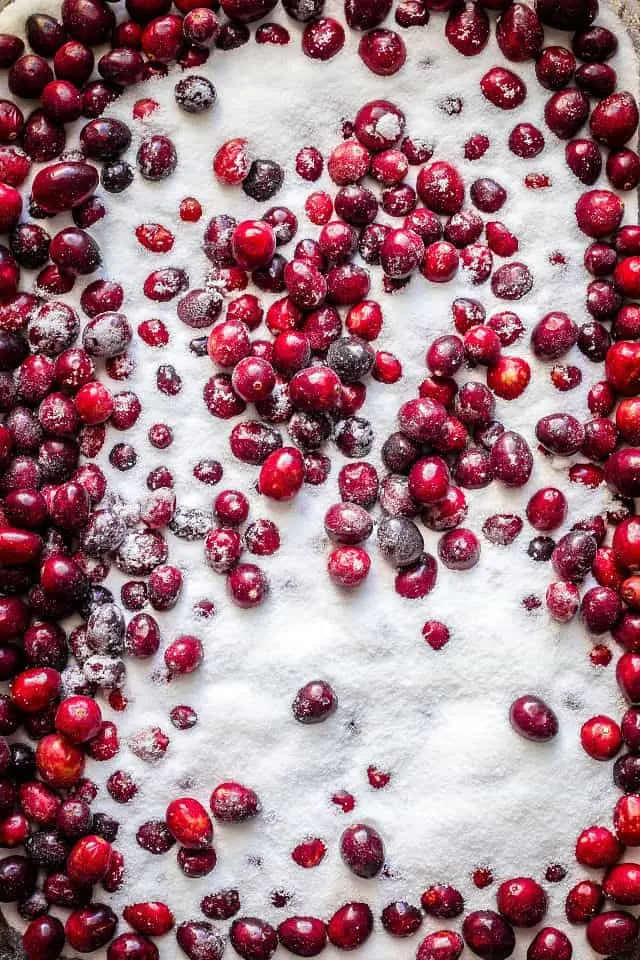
462,911 -> 516,960
509,695 -> 558,742
259,447 -> 304,501
166,797 -> 213,849
123,902 -> 174,937
586,911 -> 638,955
67,835 -> 113,885
277,916 -> 327,957
419,930 -> 465,960
526,927 -> 572,960
327,902 -> 373,950
603,863 -> 640,906
232,220 -> 276,270
230,917 -> 278,960
580,715 -> 621,760
340,823 -> 384,878
65,904 -> 118,952
496,877 -> 547,927
575,825 -> 622,868
54,695 -> 102,743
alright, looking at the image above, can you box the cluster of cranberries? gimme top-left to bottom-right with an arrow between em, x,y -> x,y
0,0 -> 635,954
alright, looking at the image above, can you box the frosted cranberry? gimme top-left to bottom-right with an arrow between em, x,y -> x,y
327,546 -> 371,588
480,66 -> 526,109
417,161 -> 464,215
587,911 -> 638,955
535,413 -> 583,456
340,823 -> 384,878
209,781 -> 260,823
136,135 -> 177,181
536,46 -> 576,90
292,840 -> 327,871
379,228 -> 423,278
229,919 -> 277,960
551,530 -> 597,582
497,878 -> 547,928
564,139 -> 602,184
422,887 -> 464,924
291,680 -> 337,726
444,211 -> 483,248
416,930 -> 464,960
438,528 -> 479,571
441,2 -> 487,57
463,911 -> 515,960
481,514 -> 522,547
227,564 -> 268,608
530,310 -> 577,359
490,262 -> 533,301
301,17 -> 344,59
526,928 -> 572,960
211,490 -> 248,527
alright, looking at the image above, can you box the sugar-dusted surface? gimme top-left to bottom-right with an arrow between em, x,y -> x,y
1,0 -> 639,956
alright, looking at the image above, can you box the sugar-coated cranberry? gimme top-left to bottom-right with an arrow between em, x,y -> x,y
480,66 -> 526,109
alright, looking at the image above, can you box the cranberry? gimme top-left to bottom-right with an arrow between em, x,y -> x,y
327,903 -> 373,950
510,695 -> 558,741
417,930 -> 464,960
586,911 -> 638,955
496,3 -> 542,61
444,0 -> 488,55
229,917 -> 278,960
526,928 -> 572,960
577,117 -> 606,162
480,66 -> 526,109
463,911 -> 515,960
277,916 -> 327,956
536,46 -> 576,90
339,823 -> 384,878
497,877 -> 547,928
417,161 -> 464,215
301,17 -> 345,59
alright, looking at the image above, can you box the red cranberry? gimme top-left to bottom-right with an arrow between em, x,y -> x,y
536,46 -> 576,90
497,878 -> 547,927
327,903 -> 373,950
526,928 -> 572,960
445,1 -> 488,55
417,930 -> 464,960
496,3 -> 542,61
340,823 -> 384,878
510,694 -> 558,741
480,66 -> 526,109
301,17 -> 345,60
463,911 -> 515,960
277,916 -> 327,956
586,911 -> 638,955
